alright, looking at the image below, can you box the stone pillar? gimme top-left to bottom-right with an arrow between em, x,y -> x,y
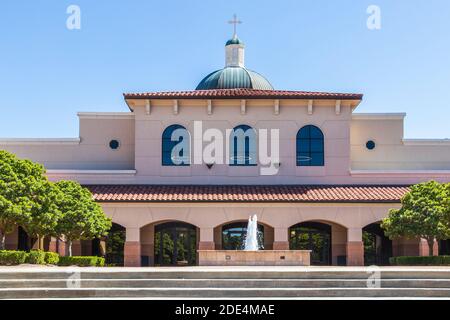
419,239 -> 439,256
140,224 -> 154,266
124,227 -> 141,267
346,228 -> 364,266
48,237 -> 58,253
58,240 -> 67,257
273,227 -> 289,250
199,227 -> 215,250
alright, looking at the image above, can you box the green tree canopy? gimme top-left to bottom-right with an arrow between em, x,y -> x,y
20,180 -> 64,249
0,150 -> 49,250
381,181 -> 450,256
54,180 -> 112,256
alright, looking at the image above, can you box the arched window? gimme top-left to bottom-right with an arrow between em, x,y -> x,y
229,124 -> 257,166
162,124 -> 190,166
296,125 -> 324,166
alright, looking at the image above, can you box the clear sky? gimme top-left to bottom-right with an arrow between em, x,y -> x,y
1,0 -> 449,138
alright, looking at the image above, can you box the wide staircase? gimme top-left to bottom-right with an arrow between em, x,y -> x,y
1,267 -> 450,299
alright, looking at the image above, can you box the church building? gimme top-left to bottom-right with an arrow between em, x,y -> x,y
2,25 -> 450,267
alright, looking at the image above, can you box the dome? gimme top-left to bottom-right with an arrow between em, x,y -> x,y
226,37 -> 244,46
196,67 -> 274,90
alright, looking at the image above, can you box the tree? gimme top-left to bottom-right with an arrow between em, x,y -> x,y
381,181 -> 450,256
54,180 -> 112,256
20,181 -> 64,250
0,150 -> 48,250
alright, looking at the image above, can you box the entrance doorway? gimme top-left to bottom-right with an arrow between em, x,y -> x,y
439,240 -> 450,255
289,222 -> 331,265
154,222 -> 197,266
17,226 -> 30,251
363,223 -> 392,265
104,223 -> 125,266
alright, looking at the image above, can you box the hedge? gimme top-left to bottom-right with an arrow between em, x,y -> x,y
26,250 -> 47,265
390,256 -> 450,266
0,250 -> 28,265
58,256 -> 105,267
45,252 -> 60,265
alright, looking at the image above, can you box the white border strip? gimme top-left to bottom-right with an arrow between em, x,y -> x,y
77,112 -> 134,120
46,170 -> 137,175
351,169 -> 450,177
352,113 -> 406,120
0,138 -> 81,145
403,139 -> 450,146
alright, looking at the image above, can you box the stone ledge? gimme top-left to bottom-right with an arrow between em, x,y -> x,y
198,250 -> 311,266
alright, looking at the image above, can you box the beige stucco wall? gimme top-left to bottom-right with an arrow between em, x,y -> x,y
1,98 -> 450,185
131,98 -> 353,184
0,113 -> 135,170
351,115 -> 450,171
102,202 -> 400,242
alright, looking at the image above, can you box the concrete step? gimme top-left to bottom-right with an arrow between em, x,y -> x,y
1,287 -> 450,299
2,278 -> 450,289
2,269 -> 450,280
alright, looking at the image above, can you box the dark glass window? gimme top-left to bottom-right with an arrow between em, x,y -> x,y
289,222 -> 331,265
109,140 -> 120,150
162,125 -> 190,166
296,125 -> 324,166
366,140 -> 376,150
230,124 -> 257,166
154,222 -> 197,266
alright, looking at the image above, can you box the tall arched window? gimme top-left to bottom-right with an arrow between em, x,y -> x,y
229,124 -> 257,166
162,124 -> 190,166
296,125 -> 324,166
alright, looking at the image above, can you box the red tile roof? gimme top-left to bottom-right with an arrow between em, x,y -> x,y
123,89 -> 363,100
86,185 -> 409,203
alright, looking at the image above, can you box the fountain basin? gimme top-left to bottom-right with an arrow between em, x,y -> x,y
198,250 -> 311,266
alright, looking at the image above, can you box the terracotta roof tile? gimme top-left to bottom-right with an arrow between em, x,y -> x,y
85,185 -> 409,203
123,89 -> 363,100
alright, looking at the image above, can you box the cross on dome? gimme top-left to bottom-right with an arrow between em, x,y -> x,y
228,14 -> 242,38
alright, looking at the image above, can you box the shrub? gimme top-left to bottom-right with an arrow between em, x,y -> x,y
26,250 -> 46,265
0,250 -> 28,265
58,256 -> 104,267
390,256 -> 450,266
44,252 -> 60,265
96,257 -> 105,267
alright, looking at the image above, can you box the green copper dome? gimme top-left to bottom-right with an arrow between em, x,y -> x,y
226,37 -> 244,46
196,67 -> 274,90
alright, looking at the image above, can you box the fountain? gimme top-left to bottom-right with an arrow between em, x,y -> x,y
198,214 -> 311,266
244,215 -> 259,251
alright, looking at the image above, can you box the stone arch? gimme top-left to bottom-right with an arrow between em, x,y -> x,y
362,221 -> 393,266
288,219 -> 348,266
140,219 -> 199,266
213,219 -> 274,250
103,222 -> 126,266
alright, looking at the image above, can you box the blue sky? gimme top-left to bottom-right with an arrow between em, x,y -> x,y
1,0 -> 449,138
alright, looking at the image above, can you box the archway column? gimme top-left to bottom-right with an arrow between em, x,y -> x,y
199,227 -> 215,250
419,238 -> 439,256
346,228 -> 364,266
124,227 -> 141,267
48,237 -> 58,253
273,227 -> 289,250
